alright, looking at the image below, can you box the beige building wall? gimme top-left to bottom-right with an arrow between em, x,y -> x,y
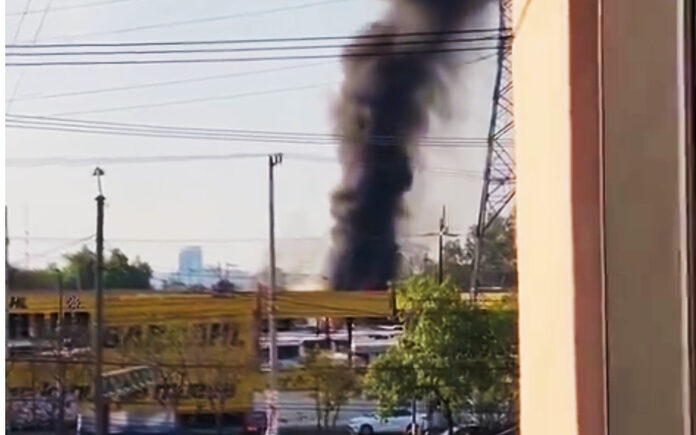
513,0 -> 604,433
513,0 -> 692,433
602,0 -> 691,433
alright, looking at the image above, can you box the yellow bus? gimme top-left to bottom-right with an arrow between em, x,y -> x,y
5,288 -> 393,432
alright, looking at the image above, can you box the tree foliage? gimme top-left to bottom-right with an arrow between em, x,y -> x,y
463,211 -> 516,288
103,249 -> 152,289
364,275 -> 518,434
286,351 -> 361,429
9,246 -> 153,290
119,322 -> 190,411
410,212 -> 516,290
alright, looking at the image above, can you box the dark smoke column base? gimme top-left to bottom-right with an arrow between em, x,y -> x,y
327,0 -> 480,291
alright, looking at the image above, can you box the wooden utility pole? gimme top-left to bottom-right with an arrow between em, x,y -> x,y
267,154 -> 282,435
93,167 -> 106,435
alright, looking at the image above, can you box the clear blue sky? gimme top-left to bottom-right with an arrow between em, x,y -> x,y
5,0 -> 499,282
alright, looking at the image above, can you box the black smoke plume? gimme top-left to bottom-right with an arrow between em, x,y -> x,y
329,0 -> 478,290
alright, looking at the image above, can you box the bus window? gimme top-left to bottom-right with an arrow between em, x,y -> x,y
123,325 -> 142,346
8,314 -> 18,339
9,313 -> 30,338
260,348 -> 270,363
228,324 -> 240,346
49,312 -> 58,334
75,312 -> 89,329
31,313 -> 45,338
334,339 -> 350,353
278,345 -> 300,360
193,324 -> 207,346
104,327 -> 121,348
222,323 -> 230,345
74,312 -> 90,346
148,324 -> 166,337
210,323 -> 221,346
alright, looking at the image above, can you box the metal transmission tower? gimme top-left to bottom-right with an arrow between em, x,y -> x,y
470,0 -> 515,296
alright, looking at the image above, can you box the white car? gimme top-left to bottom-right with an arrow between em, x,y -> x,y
349,409 -> 426,434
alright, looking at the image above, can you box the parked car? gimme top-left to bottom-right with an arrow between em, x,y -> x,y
242,411 -> 267,435
349,409 -> 426,434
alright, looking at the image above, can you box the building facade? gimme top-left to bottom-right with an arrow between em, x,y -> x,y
178,246 -> 203,286
514,0 -> 694,434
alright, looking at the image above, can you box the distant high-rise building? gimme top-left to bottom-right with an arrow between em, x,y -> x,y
178,246 -> 202,286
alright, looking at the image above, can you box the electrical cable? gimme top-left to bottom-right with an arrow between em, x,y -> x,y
6,45 -> 505,67
8,27 -> 509,49
7,35 -> 507,57
6,116 -> 504,148
10,61 -> 334,101
6,0 -> 136,17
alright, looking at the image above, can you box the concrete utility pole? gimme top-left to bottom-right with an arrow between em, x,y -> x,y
5,206 -> 9,288
92,167 -> 106,435
267,153 -> 282,435
438,206 -> 446,285
6,207 -> 11,435
55,269 -> 66,435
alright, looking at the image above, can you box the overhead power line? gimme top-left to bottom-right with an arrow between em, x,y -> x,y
6,34 -> 506,57
11,61 -> 334,101
6,0 -> 135,17
10,52 -> 495,102
6,114 -> 504,148
7,27 -> 508,49
11,0 -> 34,42
6,152 -> 486,181
10,231 -> 463,244
25,81 -> 338,116
6,45 -> 504,67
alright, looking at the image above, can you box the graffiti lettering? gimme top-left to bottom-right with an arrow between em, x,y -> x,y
8,296 -> 27,309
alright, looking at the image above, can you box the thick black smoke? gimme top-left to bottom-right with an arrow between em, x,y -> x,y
329,0 -> 478,290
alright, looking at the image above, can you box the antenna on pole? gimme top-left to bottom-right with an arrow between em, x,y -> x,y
470,0 -> 515,298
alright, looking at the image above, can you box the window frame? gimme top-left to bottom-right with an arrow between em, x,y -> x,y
687,0 -> 696,428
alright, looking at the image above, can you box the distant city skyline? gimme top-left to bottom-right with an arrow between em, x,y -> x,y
178,245 -> 203,286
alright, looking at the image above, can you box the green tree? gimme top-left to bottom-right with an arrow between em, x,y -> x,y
62,246 -> 96,290
464,213 -> 517,288
413,212 -> 516,290
191,346 -> 240,435
119,322 -> 191,413
61,247 -> 152,290
104,249 -> 152,289
420,240 -> 472,289
287,351 -> 361,429
364,275 -> 517,434
8,266 -> 58,289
